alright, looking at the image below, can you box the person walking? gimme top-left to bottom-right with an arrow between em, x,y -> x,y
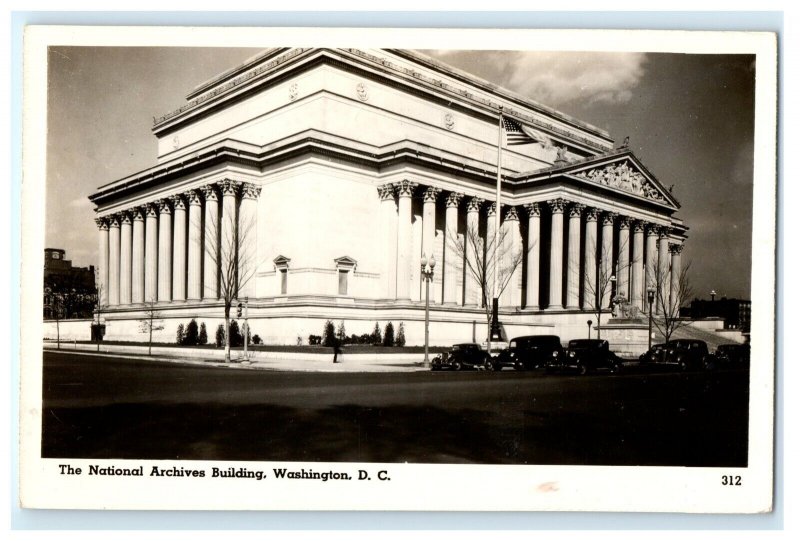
333,338 -> 342,363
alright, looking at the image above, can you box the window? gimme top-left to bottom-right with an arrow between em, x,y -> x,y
273,255 -> 291,295
338,270 -> 348,295
280,269 -> 288,295
333,256 -> 357,297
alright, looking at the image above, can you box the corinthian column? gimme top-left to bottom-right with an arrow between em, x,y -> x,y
186,190 -> 203,301
617,216 -> 631,303
630,221 -> 645,311
95,218 -> 109,307
395,180 -> 416,300
524,203 -> 541,310
502,206 -> 521,308
171,195 -> 187,301
144,203 -> 159,303
464,197 -> 483,307
108,216 -> 120,306
201,185 -> 219,299
657,228 -> 670,314
669,243 -> 683,312
157,199 -> 172,302
443,192 -> 462,305
547,198 -> 566,309
119,213 -> 132,305
565,203 -> 584,309
239,182 -> 261,298
486,202 -> 498,302
601,213 -> 616,308
644,224 -> 658,294
378,185 -> 398,300
583,207 -> 599,310
218,179 -> 241,295
131,208 -> 145,303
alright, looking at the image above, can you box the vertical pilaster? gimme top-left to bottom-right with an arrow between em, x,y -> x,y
524,203 -> 541,310
95,218 -> 109,307
565,203 -> 583,309
131,208 -> 145,304
601,213 -> 616,307
201,185 -> 219,299
157,199 -> 172,302
617,216 -> 631,302
119,213 -> 132,305
171,195 -> 187,301
395,180 -> 416,301
582,208 -> 599,310
443,192 -> 462,305
378,185 -> 398,300
186,190 -> 203,301
239,183 -> 261,298
464,197 -> 483,307
631,221 -> 645,311
547,198 -> 566,309
144,203 -> 159,303
108,216 -> 121,306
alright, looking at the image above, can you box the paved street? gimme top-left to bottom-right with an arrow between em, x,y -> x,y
41,351 -> 749,466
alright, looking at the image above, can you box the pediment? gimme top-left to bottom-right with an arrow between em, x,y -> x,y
273,255 -> 291,269
334,256 -> 358,270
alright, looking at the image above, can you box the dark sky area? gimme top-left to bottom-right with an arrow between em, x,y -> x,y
45,47 -> 755,300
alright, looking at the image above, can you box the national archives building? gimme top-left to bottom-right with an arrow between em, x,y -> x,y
90,48 -> 688,346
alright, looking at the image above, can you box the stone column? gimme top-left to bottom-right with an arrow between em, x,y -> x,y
144,203 -> 159,303
565,203 -> 584,309
219,179 -> 241,297
502,206 -> 521,308
131,208 -> 145,304
201,185 -> 220,300
421,186 -> 440,304
108,215 -> 120,306
669,243 -> 683,312
239,182 -> 261,298
171,195 -> 187,301
486,202 -> 498,303
119,212 -> 132,305
630,221 -> 645,312
547,198 -> 566,309
617,216 -> 631,302
186,190 -> 203,301
657,228 -> 670,314
157,199 -> 173,302
644,224 -> 659,309
395,180 -> 416,300
443,192 -> 462,305
464,197 -> 483,307
378,185 -> 398,299
95,218 -> 109,307
524,203 -> 541,310
582,207 -> 599,310
601,213 -> 616,308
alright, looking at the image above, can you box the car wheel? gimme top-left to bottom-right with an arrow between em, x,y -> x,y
453,361 -> 462,371
577,363 -> 588,375
679,360 -> 688,372
484,358 -> 494,371
609,362 -> 621,374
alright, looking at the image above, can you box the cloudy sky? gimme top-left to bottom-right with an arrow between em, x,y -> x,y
46,47 -> 755,300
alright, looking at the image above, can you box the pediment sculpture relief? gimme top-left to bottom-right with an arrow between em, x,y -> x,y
573,162 -> 665,202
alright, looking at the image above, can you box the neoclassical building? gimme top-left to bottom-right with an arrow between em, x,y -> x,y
90,48 -> 687,346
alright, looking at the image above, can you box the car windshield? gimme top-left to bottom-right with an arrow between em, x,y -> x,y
509,340 -> 516,348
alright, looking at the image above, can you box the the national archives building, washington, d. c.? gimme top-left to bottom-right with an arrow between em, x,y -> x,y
89,48 -> 688,347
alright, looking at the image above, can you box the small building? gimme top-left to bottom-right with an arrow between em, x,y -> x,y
43,248 -> 97,319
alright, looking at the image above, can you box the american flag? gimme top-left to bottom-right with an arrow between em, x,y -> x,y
502,116 -> 553,148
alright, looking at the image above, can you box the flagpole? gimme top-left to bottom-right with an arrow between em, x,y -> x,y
492,106 -> 503,345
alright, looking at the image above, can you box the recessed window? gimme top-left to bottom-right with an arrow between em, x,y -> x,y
334,256 -> 357,297
273,255 -> 291,296
280,269 -> 288,295
338,270 -> 348,295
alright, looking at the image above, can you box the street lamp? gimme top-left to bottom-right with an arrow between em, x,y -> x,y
421,253 -> 436,368
710,289 -> 717,302
647,286 -> 656,350
586,319 -> 593,339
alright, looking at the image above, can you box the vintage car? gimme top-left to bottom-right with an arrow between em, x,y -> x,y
430,343 -> 490,371
639,343 -> 668,364
490,335 -> 564,371
640,339 -> 714,371
713,343 -> 750,368
546,339 -> 622,375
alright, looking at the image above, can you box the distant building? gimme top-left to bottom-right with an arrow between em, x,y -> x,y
43,248 -> 97,319
681,298 -> 751,332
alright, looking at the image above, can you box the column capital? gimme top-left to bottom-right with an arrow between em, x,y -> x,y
618,215 -> 632,229
377,184 -> 395,201
585,207 -> 600,221
422,186 -> 441,203
486,201 -> 500,217
394,180 -> 417,198
200,184 -> 219,202
131,207 -> 146,221
95,217 -> 109,230
657,226 -> 670,239
107,215 -> 121,228
632,220 -> 646,232
157,199 -> 172,215
171,194 -> 186,211
523,202 -> 541,217
118,212 -> 133,225
218,179 -> 242,197
602,212 -> 617,226
669,243 -> 684,254
185,189 -> 203,206
569,203 -> 585,218
466,196 -> 484,213
504,206 -> 520,221
547,198 -> 566,214
445,192 -> 463,208
241,182 -> 262,200
145,203 -> 159,218
645,223 -> 660,237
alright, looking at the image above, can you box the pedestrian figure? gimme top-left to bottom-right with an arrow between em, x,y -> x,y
333,339 -> 342,363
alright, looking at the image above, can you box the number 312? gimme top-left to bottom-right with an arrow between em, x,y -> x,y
721,475 -> 742,486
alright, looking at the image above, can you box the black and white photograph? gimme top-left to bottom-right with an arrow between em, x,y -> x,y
19,27 -> 777,512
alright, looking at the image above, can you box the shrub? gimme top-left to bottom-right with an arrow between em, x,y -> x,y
323,320 -> 336,347
184,319 -> 199,346
252,334 -> 262,345
360,333 -> 371,344
198,322 -> 208,345
176,323 -> 185,345
308,334 -> 322,345
229,320 -> 243,347
215,324 -> 225,347
383,322 -> 395,347
370,322 -> 382,345
396,322 -> 406,347
336,321 -> 346,342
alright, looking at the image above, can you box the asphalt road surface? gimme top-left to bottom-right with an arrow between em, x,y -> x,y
41,351 -> 749,466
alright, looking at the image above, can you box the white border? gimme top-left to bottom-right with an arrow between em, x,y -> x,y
19,26 -> 777,513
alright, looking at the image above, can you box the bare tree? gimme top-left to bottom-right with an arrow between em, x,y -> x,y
43,287 -> 61,349
138,297 -> 164,356
448,217 -> 525,353
203,203 -> 258,363
649,258 -> 693,343
93,269 -> 105,351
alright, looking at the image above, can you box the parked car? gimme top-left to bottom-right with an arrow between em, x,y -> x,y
547,339 -> 622,375
431,343 -> 490,371
639,343 -> 668,364
714,343 -> 750,367
642,339 -> 714,371
490,335 -> 563,371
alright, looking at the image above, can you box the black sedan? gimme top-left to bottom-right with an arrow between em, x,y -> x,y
546,339 -> 622,375
431,343 -> 491,371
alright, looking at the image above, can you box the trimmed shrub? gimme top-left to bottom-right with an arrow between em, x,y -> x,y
383,322 -> 395,347
184,319 -> 199,346
336,321 -> 346,342
370,322 -> 382,346
198,323 -> 208,345
229,320 -> 243,347
176,323 -> 185,345
215,324 -> 225,347
252,334 -> 262,345
308,334 -> 322,345
323,320 -> 336,347
396,322 -> 406,347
